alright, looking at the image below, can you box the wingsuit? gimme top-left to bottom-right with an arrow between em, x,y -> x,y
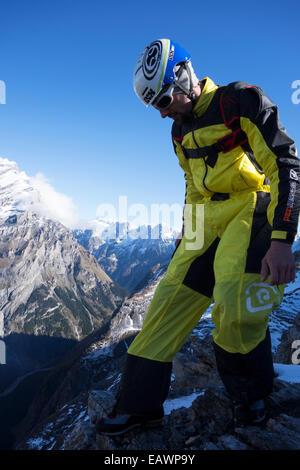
115,77 -> 300,417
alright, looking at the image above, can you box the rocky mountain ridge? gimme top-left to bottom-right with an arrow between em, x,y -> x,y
73,221 -> 178,294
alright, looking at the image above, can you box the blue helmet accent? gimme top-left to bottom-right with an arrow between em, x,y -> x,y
163,40 -> 191,86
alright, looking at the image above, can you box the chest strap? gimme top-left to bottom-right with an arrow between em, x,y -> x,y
182,127 -> 248,168
180,87 -> 248,168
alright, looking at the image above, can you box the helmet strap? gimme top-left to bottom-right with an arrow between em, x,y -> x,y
174,63 -> 197,104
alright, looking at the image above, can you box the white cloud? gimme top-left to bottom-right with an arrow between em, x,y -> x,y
28,172 -> 80,229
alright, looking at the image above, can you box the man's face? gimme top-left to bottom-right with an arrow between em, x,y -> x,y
157,93 -> 193,124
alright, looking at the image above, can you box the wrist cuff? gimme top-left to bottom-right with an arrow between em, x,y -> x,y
271,230 -> 296,244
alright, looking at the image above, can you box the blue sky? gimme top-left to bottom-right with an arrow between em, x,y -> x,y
0,0 -> 299,227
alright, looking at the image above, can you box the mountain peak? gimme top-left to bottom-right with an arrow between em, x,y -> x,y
0,157 -> 36,220
0,157 -> 79,228
76,219 -> 179,242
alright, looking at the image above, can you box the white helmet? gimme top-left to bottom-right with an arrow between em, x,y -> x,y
133,38 -> 198,107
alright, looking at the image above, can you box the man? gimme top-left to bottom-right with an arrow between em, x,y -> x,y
96,39 -> 300,434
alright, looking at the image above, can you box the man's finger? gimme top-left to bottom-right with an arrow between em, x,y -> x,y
287,266 -> 296,284
278,265 -> 287,285
268,263 -> 279,285
260,259 -> 269,282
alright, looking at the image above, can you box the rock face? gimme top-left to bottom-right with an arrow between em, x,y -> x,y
0,212 -> 125,340
273,262 -> 300,365
275,310 -> 300,364
93,238 -> 174,294
16,360 -> 300,451
0,212 -> 127,390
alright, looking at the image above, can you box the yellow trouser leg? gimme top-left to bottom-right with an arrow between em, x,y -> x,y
128,277 -> 212,362
210,191 -> 284,354
128,224 -> 218,362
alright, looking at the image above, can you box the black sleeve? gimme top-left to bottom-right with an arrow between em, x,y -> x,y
239,85 -> 300,243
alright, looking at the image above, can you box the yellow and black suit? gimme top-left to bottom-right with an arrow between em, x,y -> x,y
116,78 -> 300,416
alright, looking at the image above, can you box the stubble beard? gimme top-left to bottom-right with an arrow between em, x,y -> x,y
173,111 -> 193,125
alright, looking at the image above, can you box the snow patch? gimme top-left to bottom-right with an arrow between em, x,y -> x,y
26,436 -> 55,450
274,363 -> 300,384
164,391 -> 205,415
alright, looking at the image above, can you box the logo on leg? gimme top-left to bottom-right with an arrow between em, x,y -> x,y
245,283 -> 281,313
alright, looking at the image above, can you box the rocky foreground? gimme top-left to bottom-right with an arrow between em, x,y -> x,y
16,311 -> 300,451
80,380 -> 300,451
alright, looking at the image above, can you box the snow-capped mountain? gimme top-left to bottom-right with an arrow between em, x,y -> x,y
0,158 -> 127,393
73,221 -> 179,293
0,157 -> 78,227
0,158 -> 37,219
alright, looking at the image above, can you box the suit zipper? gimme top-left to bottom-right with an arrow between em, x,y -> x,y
192,130 -> 210,192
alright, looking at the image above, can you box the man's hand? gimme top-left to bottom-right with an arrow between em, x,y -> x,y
261,241 -> 296,285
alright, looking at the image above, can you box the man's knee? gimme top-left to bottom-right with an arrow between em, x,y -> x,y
212,276 -> 283,354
